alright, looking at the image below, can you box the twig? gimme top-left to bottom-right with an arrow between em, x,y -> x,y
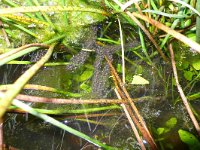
0,43 -> 56,118
121,104 -> 146,150
15,94 -> 127,104
111,71 -> 127,100
169,44 -> 200,136
0,19 -> 10,47
105,56 -> 158,150
114,82 -> 146,149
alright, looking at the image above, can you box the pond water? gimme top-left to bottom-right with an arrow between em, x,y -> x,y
0,15 -> 200,149
1,46 -> 199,150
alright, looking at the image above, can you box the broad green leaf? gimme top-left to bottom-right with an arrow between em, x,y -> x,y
187,33 -> 196,41
80,83 -> 91,93
178,129 -> 200,150
131,75 -> 149,85
80,70 -> 93,82
117,64 -> 122,73
184,71 -> 193,81
165,117 -> 177,128
192,60 -> 200,70
157,127 -> 165,135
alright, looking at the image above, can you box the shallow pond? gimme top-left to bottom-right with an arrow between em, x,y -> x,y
1,47 -> 200,150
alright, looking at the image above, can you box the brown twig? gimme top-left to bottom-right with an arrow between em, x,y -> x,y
105,56 -> 158,150
121,104 -> 146,150
15,94 -> 127,104
0,19 -> 10,47
110,71 -> 127,100
169,43 -> 200,136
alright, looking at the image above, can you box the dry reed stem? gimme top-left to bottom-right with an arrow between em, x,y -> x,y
15,94 -> 127,104
121,103 -> 146,150
132,12 -> 200,53
169,44 -> 200,136
113,72 -> 145,149
111,68 -> 127,100
0,84 -> 56,91
114,72 -> 146,150
0,20 -> 10,47
105,56 -> 158,150
125,105 -> 154,148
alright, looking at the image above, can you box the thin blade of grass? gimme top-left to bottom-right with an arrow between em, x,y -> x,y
11,99 -> 116,149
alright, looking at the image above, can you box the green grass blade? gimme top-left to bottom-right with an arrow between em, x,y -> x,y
11,99 -> 116,149
0,34 -> 65,66
0,6 -> 108,16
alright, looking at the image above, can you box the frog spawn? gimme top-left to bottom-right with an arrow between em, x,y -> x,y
66,26 -> 140,98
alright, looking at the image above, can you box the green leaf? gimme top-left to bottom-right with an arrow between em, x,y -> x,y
157,128 -> 165,135
181,61 -> 189,70
178,129 -> 200,150
80,70 -> 93,82
192,60 -> 200,70
165,117 -> 177,128
131,75 -> 149,85
80,83 -> 91,93
184,71 -> 193,81
117,64 -> 122,73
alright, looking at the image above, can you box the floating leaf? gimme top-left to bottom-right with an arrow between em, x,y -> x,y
131,75 -> 149,85
80,70 -> 93,82
165,117 -> 177,128
156,117 -> 177,135
80,83 -> 91,93
184,71 -> 193,81
157,127 -> 165,135
117,63 -> 122,73
178,129 -> 200,150
192,60 -> 200,70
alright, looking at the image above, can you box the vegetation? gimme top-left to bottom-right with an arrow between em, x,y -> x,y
0,0 -> 200,149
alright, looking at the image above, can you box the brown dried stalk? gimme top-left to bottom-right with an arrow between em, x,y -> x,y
121,104 -> 146,150
0,19 -> 10,47
15,94 -> 127,104
105,56 -> 158,150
